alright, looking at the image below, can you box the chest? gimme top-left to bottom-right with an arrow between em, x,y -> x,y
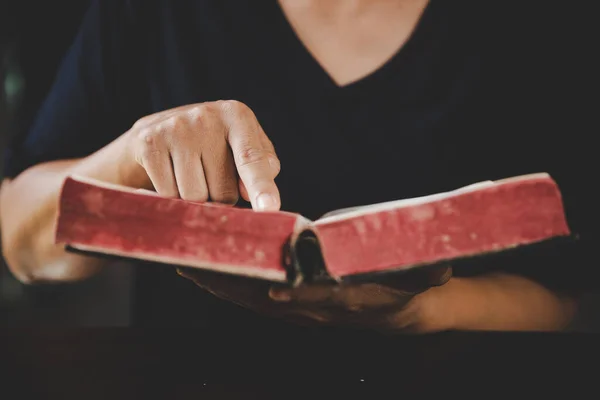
140,2 -> 538,218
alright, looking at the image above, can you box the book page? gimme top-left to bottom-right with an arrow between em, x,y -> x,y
316,180 -> 496,224
316,173 -> 550,225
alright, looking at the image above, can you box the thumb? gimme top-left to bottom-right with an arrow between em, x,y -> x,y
427,266 -> 453,286
377,265 -> 453,294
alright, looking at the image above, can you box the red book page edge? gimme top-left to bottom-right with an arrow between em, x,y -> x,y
55,176 -> 307,283
311,174 -> 571,280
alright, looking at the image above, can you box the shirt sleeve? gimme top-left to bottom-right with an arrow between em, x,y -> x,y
3,0 -> 148,179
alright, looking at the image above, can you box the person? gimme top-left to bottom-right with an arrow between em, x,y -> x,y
0,0 -> 590,333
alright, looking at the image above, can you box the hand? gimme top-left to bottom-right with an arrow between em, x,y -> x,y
177,265 -> 452,333
124,100 -> 281,210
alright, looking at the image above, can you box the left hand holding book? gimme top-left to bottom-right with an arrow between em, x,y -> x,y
178,263 -> 452,332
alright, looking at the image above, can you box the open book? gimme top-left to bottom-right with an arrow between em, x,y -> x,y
55,173 -> 571,286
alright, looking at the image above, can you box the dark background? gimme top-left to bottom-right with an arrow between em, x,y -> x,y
1,1 -> 599,330
0,0 -> 133,326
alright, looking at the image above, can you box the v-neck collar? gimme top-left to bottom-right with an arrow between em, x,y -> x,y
270,0 -> 437,93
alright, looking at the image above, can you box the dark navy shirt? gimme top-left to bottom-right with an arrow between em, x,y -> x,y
3,0 -> 595,329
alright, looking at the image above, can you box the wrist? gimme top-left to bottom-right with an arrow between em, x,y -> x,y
415,273 -> 578,332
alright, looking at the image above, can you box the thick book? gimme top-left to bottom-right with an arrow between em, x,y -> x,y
55,173 -> 571,286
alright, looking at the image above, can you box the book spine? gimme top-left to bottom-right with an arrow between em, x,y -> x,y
287,230 -> 334,285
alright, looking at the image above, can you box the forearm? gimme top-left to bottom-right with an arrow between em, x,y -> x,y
0,133 -> 148,283
416,272 -> 577,332
1,160 -> 89,283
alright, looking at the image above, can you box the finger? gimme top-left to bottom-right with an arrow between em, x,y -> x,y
269,284 -> 335,304
238,179 -> 250,202
258,129 -> 281,177
269,283 -> 411,316
284,309 -> 333,324
334,284 -> 408,309
268,286 -> 294,302
425,265 -> 453,286
177,268 -> 227,299
159,104 -> 280,180
171,149 -> 209,202
377,265 -> 453,294
201,135 -> 240,205
177,268 -> 286,316
282,314 -> 327,327
221,101 -> 281,211
238,128 -> 278,203
176,267 -> 194,280
138,139 -> 179,198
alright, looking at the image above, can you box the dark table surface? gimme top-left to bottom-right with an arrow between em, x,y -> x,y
1,329 -> 598,399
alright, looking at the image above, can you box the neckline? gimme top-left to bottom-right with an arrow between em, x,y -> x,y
271,0 -> 437,92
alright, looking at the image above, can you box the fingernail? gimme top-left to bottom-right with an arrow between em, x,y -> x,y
269,288 -> 292,302
256,193 -> 277,211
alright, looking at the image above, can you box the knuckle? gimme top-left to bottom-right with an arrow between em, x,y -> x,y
218,99 -> 249,116
136,129 -> 163,159
134,129 -> 165,167
188,107 -> 205,126
132,114 -> 153,129
158,116 -> 197,147
188,104 -> 216,125
164,115 -> 186,132
138,128 -> 158,146
267,154 -> 281,174
237,146 -> 267,167
263,136 -> 276,151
